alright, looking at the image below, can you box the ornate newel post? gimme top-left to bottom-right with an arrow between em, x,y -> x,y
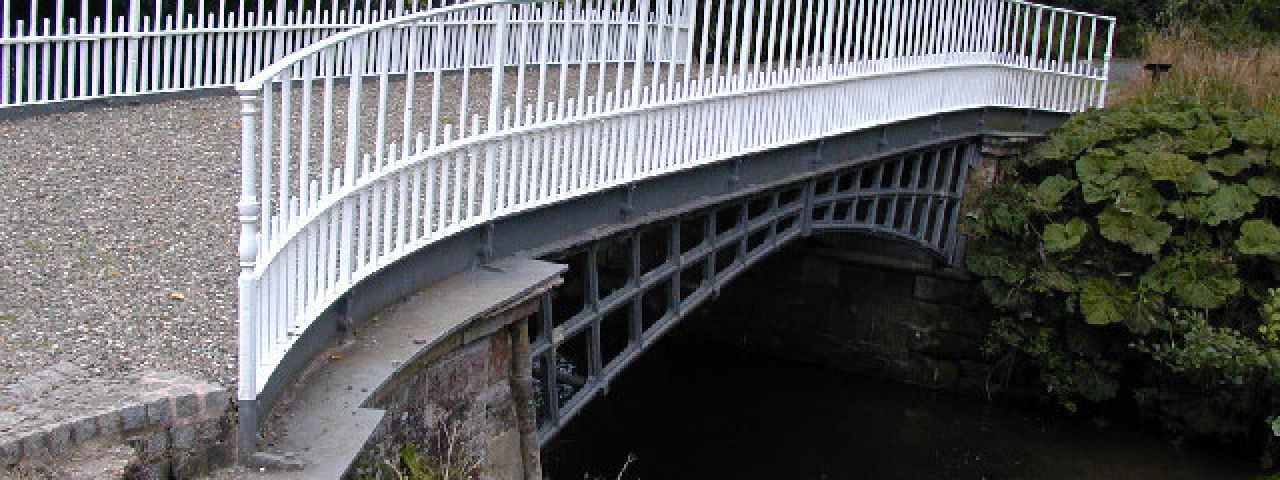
236,92 -> 262,460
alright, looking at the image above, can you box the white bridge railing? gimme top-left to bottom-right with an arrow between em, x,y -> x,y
235,0 -> 1115,401
0,0 -> 690,108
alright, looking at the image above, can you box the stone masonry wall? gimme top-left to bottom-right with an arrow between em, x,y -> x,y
681,134 -> 1039,394
348,308 -> 541,480
684,237 -> 995,393
0,366 -> 234,479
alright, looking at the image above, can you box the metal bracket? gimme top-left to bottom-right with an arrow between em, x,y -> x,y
728,158 -> 743,192
811,139 -> 826,170
619,185 -> 636,222
478,223 -> 496,264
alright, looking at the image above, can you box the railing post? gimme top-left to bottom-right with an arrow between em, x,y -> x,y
1098,18 -> 1115,109
126,0 -> 141,95
483,4 -> 512,216
236,92 -> 262,458
626,0 -> 653,181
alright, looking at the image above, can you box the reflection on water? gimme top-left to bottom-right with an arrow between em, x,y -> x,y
542,333 -> 1260,480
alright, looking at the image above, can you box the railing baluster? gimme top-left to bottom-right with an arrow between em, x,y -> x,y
214,0 -> 1115,404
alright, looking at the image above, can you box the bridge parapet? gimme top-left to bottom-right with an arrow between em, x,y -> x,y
0,0 -> 688,110
231,0 -> 1115,461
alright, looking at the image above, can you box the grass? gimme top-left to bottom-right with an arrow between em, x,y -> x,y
1112,24 -> 1280,113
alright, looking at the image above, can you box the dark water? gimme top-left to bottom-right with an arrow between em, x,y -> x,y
542,334 -> 1262,480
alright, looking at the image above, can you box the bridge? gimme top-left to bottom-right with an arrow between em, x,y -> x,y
0,0 -> 1113,477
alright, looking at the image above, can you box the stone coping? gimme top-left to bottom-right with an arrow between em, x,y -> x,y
257,258 -> 563,479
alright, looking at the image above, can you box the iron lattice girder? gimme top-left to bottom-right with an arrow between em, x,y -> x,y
531,137 -> 981,444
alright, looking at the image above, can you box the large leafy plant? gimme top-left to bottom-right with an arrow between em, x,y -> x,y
967,93 -> 1280,456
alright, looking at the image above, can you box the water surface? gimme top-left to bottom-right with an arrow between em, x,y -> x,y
543,335 -> 1261,480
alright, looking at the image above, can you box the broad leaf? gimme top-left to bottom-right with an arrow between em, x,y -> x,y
1043,218 -> 1090,253
1079,277 -> 1137,327
1149,111 -> 1198,131
981,278 -> 1032,310
1206,153 -> 1258,176
1140,251 -> 1241,309
966,240 -> 1029,284
1141,151 -> 1200,183
1232,116 -> 1280,147
1180,168 -> 1221,194
1180,124 -> 1232,155
1114,175 -> 1165,216
1237,219 -> 1280,255
1248,176 -> 1280,197
1182,184 -> 1259,226
1029,175 -> 1078,212
1077,150 -> 1126,203
1032,268 -> 1080,293
1097,206 -> 1172,255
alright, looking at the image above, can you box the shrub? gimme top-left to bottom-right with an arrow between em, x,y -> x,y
965,89 -> 1280,459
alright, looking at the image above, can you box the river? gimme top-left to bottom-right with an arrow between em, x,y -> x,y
542,331 -> 1262,479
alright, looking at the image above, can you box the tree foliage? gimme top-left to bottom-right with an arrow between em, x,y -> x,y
967,92 -> 1280,461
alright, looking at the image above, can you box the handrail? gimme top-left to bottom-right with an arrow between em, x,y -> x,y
238,1 -> 510,91
0,0 -> 685,108
234,0 -> 1115,405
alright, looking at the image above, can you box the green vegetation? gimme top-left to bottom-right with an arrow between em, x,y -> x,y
1055,0 -> 1280,54
388,442 -> 480,480
966,23 -> 1280,463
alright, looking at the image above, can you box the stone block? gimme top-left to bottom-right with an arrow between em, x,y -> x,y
800,256 -> 841,287
120,404 -> 147,432
203,390 -> 230,418
125,457 -> 172,480
21,431 -> 47,460
142,429 -> 169,459
170,423 -> 196,451
174,393 -> 200,421
47,423 -> 72,454
916,302 -> 986,337
196,418 -> 223,443
248,451 -> 305,471
71,415 -> 98,444
914,274 -> 976,306
146,398 -> 173,427
206,440 -> 236,469
0,437 -> 21,465
919,331 -> 985,361
171,448 -> 207,479
97,409 -> 122,438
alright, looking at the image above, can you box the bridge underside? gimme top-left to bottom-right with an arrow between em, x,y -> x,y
252,106 -> 1066,451
529,119 -> 1005,442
